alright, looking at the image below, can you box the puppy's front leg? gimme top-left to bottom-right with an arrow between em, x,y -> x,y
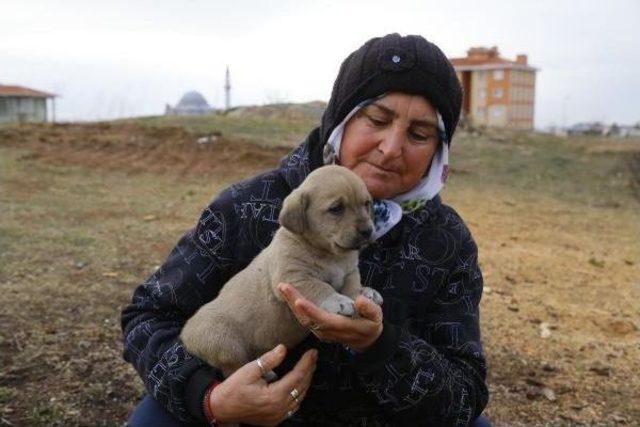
340,270 -> 363,300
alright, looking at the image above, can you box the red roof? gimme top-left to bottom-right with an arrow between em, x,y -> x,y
0,85 -> 56,98
449,47 -> 536,71
449,56 -> 513,67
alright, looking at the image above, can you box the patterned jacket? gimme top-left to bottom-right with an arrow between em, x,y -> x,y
121,128 -> 489,426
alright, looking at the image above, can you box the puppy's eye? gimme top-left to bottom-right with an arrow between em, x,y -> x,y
328,203 -> 344,215
364,200 -> 371,209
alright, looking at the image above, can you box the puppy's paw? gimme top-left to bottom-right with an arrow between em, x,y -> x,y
320,294 -> 356,317
360,287 -> 383,305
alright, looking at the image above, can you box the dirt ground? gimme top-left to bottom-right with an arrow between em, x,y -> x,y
0,122 -> 638,426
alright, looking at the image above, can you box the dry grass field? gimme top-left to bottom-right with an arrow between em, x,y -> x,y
0,116 -> 638,426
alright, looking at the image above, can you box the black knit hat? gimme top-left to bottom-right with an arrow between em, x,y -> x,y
319,33 -> 462,149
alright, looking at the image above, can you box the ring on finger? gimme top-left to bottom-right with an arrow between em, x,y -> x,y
287,407 -> 298,418
256,357 -> 267,376
309,322 -> 323,332
290,387 -> 300,402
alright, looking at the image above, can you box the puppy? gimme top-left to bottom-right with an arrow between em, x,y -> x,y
180,165 -> 383,377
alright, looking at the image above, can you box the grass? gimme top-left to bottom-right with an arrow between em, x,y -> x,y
449,130 -> 637,208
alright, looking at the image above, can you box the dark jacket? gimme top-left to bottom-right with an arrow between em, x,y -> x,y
121,128 -> 489,426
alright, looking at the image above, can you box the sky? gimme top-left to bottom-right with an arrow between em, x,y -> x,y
1,0 -> 638,128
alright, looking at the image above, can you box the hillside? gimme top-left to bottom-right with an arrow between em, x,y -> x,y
0,113 -> 639,426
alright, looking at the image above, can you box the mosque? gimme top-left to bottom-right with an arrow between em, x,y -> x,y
165,91 -> 214,116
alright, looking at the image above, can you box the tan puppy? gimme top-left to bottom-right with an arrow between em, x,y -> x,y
180,165 -> 383,377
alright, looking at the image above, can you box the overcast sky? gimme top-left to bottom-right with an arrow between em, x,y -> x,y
1,0 -> 638,128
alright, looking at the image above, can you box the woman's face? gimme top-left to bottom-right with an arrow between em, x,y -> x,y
339,92 -> 440,199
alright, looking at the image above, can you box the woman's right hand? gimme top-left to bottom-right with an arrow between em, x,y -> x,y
209,344 -> 317,426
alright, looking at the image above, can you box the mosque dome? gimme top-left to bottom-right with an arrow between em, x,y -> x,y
166,90 -> 212,116
177,91 -> 210,109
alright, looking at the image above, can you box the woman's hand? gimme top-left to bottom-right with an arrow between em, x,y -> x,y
209,344 -> 317,426
278,283 -> 383,353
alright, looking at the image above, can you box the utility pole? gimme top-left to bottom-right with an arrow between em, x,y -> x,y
224,66 -> 231,111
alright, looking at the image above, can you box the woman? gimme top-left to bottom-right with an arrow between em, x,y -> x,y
122,33 -> 489,426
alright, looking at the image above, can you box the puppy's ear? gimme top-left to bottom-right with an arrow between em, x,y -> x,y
279,189 -> 309,234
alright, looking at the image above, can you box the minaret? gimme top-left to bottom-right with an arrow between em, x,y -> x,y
224,66 -> 231,111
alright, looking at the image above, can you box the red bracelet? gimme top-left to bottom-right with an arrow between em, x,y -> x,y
203,382 -> 221,426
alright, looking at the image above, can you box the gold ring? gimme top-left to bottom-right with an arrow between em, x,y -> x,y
256,358 -> 267,376
310,323 -> 323,332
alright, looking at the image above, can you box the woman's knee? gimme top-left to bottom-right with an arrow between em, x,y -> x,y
472,414 -> 492,427
126,395 -> 186,427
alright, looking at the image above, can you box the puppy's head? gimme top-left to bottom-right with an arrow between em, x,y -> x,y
279,165 -> 374,254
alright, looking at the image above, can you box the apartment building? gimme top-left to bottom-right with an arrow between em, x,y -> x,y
450,47 -> 537,129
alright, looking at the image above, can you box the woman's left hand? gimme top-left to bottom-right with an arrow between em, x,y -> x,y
278,283 -> 383,353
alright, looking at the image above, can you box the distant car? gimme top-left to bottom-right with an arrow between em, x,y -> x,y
567,122 -> 605,136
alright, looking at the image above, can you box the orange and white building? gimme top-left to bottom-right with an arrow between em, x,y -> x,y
450,47 -> 537,129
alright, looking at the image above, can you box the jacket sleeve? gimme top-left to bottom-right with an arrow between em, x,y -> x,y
349,220 -> 488,426
121,188 -> 241,423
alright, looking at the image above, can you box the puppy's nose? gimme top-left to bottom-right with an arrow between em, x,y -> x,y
358,225 -> 373,240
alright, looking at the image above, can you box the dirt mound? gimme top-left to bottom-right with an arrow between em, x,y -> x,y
0,122 -> 291,179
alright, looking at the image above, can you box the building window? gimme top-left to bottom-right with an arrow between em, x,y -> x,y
491,106 -> 505,117
493,70 -> 504,81
480,88 -> 487,99
493,88 -> 503,98
0,98 -> 7,116
476,107 -> 486,117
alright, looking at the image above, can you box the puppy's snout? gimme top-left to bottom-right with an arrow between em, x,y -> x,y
358,225 -> 373,240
